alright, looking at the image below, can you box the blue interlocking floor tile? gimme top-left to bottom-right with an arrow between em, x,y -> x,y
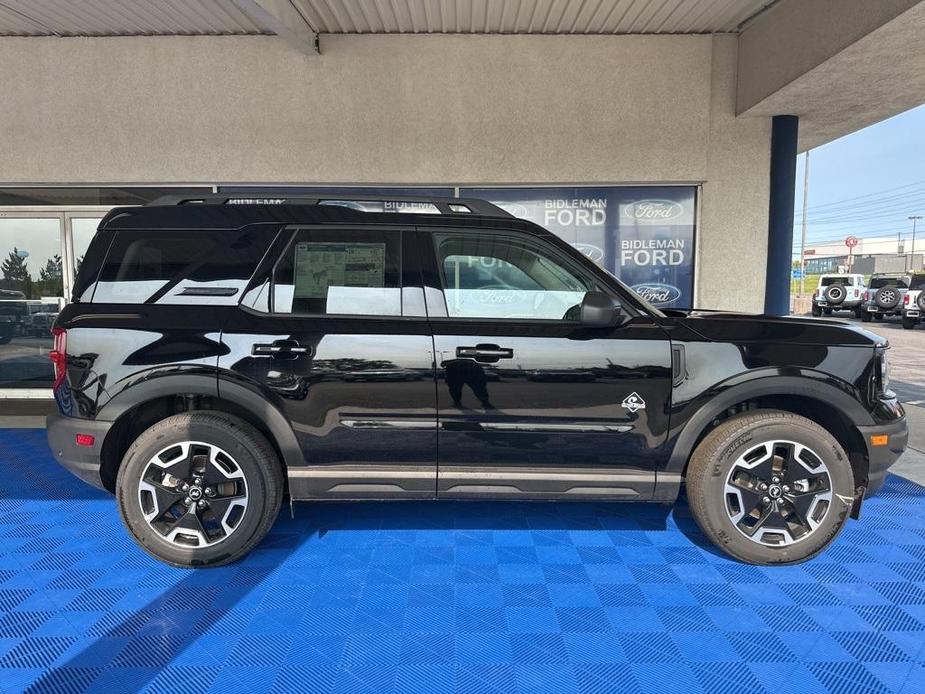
0,428 -> 924,693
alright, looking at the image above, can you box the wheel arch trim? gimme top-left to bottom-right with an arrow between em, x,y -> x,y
664,375 -> 873,479
97,373 -> 303,472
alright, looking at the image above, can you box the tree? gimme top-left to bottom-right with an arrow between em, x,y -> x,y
1,248 -> 31,283
39,254 -> 62,283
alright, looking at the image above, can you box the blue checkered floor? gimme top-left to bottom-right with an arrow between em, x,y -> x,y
1,430 -> 924,693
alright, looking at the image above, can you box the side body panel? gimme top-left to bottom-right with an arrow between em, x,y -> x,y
219,226 -> 439,500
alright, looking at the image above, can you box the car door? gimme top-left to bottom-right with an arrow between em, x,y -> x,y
418,227 -> 673,500
220,224 -> 437,499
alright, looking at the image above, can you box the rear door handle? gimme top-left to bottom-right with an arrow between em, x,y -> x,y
456,344 -> 514,363
252,339 -> 313,358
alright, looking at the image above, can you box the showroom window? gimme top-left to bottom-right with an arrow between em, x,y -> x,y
433,231 -> 594,320
0,216 -> 64,389
272,228 -> 403,316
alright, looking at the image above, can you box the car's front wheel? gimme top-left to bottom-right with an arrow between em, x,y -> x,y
116,412 -> 284,567
686,411 -> 854,565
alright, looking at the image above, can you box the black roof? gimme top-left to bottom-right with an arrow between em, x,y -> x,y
98,194 -> 544,234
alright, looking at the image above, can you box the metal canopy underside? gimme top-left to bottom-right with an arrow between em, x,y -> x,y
0,0 -> 777,37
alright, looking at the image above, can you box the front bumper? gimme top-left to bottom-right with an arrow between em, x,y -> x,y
46,413 -> 113,491
857,416 -> 908,494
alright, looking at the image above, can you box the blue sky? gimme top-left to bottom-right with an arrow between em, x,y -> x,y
792,103 -> 925,256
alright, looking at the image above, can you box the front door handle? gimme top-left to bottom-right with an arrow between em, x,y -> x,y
456,344 -> 514,363
252,339 -> 313,358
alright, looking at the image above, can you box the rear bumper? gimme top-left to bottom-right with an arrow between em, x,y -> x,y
857,417 -> 908,495
46,413 -> 112,491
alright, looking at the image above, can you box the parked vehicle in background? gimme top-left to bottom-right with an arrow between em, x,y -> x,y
900,274 -> 925,329
861,273 -> 911,322
47,194 -> 906,568
811,274 -> 866,317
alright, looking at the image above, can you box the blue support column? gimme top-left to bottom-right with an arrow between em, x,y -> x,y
764,115 -> 799,315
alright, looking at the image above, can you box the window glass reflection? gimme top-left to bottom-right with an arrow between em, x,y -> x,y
0,218 -> 64,388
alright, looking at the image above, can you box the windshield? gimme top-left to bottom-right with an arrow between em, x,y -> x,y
820,277 -> 850,286
910,276 -> 925,290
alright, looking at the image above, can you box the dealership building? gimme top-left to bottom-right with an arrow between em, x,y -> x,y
1,0 -> 924,397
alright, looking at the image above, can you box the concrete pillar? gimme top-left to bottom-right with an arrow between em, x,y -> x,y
764,115 -> 798,316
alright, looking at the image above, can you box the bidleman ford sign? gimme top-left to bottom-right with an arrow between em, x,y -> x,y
462,186 -> 697,309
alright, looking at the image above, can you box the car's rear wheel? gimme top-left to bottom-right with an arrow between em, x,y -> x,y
854,306 -> 864,319
874,314 -> 884,320
861,310 -> 872,322
811,304 -> 822,317
686,410 -> 854,565
902,316 -> 917,330
116,412 -> 284,567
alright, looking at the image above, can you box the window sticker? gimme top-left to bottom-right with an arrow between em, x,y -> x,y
293,242 -> 385,299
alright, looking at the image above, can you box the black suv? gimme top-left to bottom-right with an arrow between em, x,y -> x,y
47,195 -> 907,567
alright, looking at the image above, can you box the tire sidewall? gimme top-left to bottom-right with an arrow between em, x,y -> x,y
692,417 -> 854,565
117,415 -> 277,567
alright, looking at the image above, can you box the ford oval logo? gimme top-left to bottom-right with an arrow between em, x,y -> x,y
631,283 -> 681,305
498,203 -> 531,219
572,243 -> 604,263
623,199 -> 684,221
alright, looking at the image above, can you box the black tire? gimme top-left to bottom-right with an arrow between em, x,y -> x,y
811,304 -> 822,317
116,412 -> 284,567
860,310 -> 872,322
823,308 -> 833,315
686,410 -> 854,565
902,316 -> 917,330
874,313 -> 884,320
854,306 -> 864,320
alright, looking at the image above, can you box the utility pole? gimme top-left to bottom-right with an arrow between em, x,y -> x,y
799,151 -> 810,297
909,215 -> 923,271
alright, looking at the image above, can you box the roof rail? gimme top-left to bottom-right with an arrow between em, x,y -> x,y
145,193 -> 512,217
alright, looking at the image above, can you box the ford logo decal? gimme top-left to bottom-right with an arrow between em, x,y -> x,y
631,283 -> 681,305
498,203 -> 531,219
572,243 -> 604,263
623,199 -> 684,221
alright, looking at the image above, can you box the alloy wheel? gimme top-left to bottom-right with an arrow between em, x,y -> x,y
723,440 -> 832,547
137,441 -> 249,548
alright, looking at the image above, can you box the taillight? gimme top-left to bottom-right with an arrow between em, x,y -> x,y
854,289 -> 859,297
50,327 -> 66,390
904,294 -> 911,306
864,291 -> 869,301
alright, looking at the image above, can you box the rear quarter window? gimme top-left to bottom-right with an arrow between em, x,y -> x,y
91,227 -> 277,304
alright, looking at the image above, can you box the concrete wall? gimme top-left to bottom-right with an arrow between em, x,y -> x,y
0,33 -> 772,311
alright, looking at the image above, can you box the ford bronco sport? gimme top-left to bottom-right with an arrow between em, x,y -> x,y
47,195 -> 907,567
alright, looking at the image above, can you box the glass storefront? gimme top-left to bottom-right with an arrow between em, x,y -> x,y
0,209 -> 111,393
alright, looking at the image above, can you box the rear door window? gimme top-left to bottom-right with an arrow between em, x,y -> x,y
272,228 -> 403,316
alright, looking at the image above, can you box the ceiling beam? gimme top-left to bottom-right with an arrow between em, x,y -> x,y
230,0 -> 318,55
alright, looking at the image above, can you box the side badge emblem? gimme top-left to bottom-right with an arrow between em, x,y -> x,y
621,392 -> 646,413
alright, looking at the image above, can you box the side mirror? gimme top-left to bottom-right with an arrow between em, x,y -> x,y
580,291 -> 623,328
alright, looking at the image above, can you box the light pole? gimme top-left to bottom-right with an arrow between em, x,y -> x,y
909,215 -> 923,271
799,151 -> 810,297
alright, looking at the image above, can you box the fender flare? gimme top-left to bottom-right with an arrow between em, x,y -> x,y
664,375 -> 873,477
97,372 -> 303,470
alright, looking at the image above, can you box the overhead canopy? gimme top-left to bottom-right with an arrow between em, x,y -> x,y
0,0 -> 776,38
